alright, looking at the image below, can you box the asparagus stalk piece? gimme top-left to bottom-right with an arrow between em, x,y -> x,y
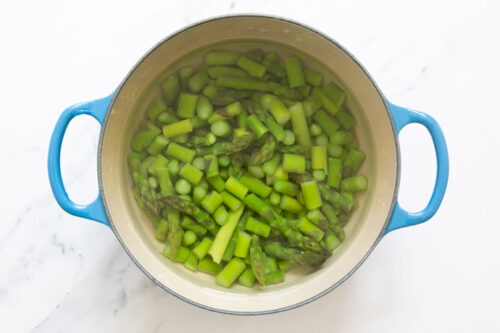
161,196 -> 218,234
262,241 -> 328,268
248,135 -> 277,165
249,236 -> 267,285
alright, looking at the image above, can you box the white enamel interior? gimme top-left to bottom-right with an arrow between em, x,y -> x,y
99,16 -> 397,313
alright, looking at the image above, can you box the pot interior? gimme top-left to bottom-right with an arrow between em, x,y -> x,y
99,16 -> 398,314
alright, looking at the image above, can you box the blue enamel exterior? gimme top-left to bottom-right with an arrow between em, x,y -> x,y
47,95 -> 112,226
386,103 -> 449,233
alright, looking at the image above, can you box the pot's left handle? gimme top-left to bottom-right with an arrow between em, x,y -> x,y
48,94 -> 113,225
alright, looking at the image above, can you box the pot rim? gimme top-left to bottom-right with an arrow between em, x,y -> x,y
97,14 -> 400,315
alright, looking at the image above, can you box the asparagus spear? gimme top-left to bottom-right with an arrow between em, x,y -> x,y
196,129 -> 255,156
249,236 -> 267,285
262,241 -> 328,268
161,196 -> 218,234
270,212 -> 328,255
241,100 -> 285,141
317,184 -> 353,213
248,135 -> 277,165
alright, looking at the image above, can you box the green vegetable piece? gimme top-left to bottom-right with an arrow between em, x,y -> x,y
148,154 -> 169,175
211,120 -> 231,137
216,257 -> 246,288
278,260 -> 295,272
312,110 -> 341,137
169,246 -> 190,263
264,256 -> 278,274
193,237 -> 213,259
296,85 -> 311,98
203,85 -> 218,100
147,98 -> 167,121
301,181 -> 322,210
246,114 -> 269,138
201,191 -> 223,214
269,191 -> 281,206
162,196 -> 218,234
214,205 -> 229,226
184,252 -> 198,272
154,218 -> 169,241
335,109 -> 355,129
239,176 -> 272,198
282,154 -> 305,174
243,194 -> 274,222
265,270 -> 285,285
162,75 -> 180,105
310,123 -> 322,136
208,207 -> 244,263
157,110 -> 179,125
325,231 -> 341,251
165,142 -> 195,163
285,57 -> 305,88
245,216 -> 271,238
205,155 -> 219,178
327,143 -> 343,157
205,51 -> 240,65
237,55 -> 267,78
330,131 -> 353,146
303,95 -> 322,117
207,66 -> 247,78
238,267 -> 256,288
179,163 -> 203,185
280,195 -> 304,213
196,95 -> 214,120
207,175 -> 225,192
297,217 -> 324,241
131,130 -> 159,152
177,93 -> 199,118
181,216 -> 207,236
324,82 -> 346,108
248,165 -> 265,179
182,230 -> 198,247
343,150 -> 365,176
341,175 -> 368,192
216,75 -> 269,91
273,179 -> 299,197
313,169 -> 326,182
188,71 -> 209,93
147,135 -> 170,155
249,236 -> 267,285
282,130 -> 296,145
198,257 -> 222,275
224,176 -> 248,200
315,134 -> 329,146
175,178 -> 192,195
304,68 -> 323,87
220,191 -> 242,211
192,157 -> 206,170
234,231 -> 253,258
312,87 -> 339,116
327,158 -> 342,189
262,155 -> 281,175
167,159 -> 180,175
311,146 -> 327,171
261,94 -> 290,125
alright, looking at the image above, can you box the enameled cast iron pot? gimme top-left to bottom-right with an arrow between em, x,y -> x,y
48,15 -> 449,315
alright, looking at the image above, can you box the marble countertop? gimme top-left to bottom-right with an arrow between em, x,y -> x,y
2,0 -> 500,332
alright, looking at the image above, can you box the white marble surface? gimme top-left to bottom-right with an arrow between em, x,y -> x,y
1,0 -> 500,331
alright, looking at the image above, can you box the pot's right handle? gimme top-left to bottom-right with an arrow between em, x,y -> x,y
385,103 -> 449,233
48,95 -> 113,226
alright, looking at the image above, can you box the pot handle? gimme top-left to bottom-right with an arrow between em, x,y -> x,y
385,103 -> 449,233
48,95 -> 113,226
